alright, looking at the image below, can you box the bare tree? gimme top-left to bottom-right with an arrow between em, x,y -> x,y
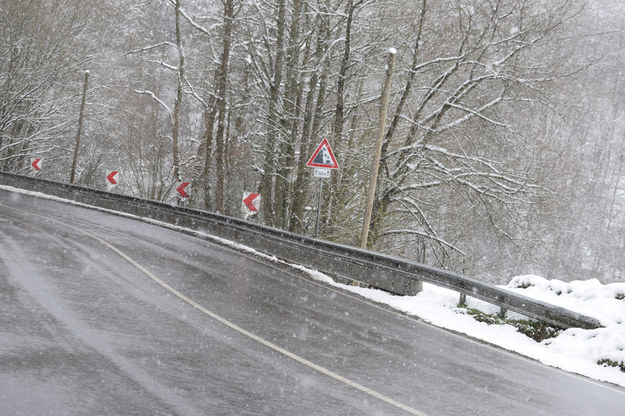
353,0 -> 586,272
128,0 -> 194,195
0,0 -> 96,177
10,0 -> 621,284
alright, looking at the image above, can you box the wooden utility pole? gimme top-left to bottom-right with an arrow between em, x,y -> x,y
70,70 -> 89,184
359,49 -> 396,249
172,0 -> 183,183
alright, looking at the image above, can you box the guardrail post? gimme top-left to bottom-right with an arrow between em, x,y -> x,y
459,293 -> 467,306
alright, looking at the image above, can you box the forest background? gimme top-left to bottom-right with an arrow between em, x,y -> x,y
2,0 -> 624,284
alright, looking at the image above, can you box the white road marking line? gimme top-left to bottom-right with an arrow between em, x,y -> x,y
20,208 -> 427,416
5,187 -> 625,397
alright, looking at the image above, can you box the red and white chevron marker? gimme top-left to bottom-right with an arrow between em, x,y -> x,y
176,182 -> 190,198
31,158 -> 42,172
106,170 -> 119,186
242,192 -> 261,219
243,192 -> 260,212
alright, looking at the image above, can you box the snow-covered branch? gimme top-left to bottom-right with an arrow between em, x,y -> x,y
126,42 -> 176,55
133,90 -> 173,124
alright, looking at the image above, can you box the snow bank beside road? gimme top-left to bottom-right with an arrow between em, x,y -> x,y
339,275 -> 625,388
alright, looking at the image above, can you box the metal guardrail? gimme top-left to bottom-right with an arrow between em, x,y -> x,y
0,171 -> 603,330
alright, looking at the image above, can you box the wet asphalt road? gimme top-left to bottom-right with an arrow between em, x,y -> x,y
1,189 -> 624,416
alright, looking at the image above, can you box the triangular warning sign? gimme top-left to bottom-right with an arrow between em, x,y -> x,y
306,138 -> 339,169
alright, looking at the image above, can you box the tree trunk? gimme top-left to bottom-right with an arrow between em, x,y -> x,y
260,0 -> 287,226
70,70 -> 89,184
172,0 -> 183,183
289,13 -> 331,234
214,0 -> 235,213
201,97 -> 217,210
324,0 -> 355,233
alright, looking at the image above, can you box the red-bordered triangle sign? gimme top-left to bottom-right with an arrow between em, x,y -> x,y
306,138 -> 339,169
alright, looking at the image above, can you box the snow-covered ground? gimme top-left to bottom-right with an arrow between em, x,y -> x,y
3,185 -> 625,389
317,273 -> 625,389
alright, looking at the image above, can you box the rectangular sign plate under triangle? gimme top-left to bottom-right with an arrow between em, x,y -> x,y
306,138 -> 339,169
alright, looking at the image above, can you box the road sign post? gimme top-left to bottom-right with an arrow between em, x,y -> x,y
314,177 -> 324,238
306,138 -> 339,238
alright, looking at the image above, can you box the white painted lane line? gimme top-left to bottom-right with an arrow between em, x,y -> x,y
24,209 -> 427,416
